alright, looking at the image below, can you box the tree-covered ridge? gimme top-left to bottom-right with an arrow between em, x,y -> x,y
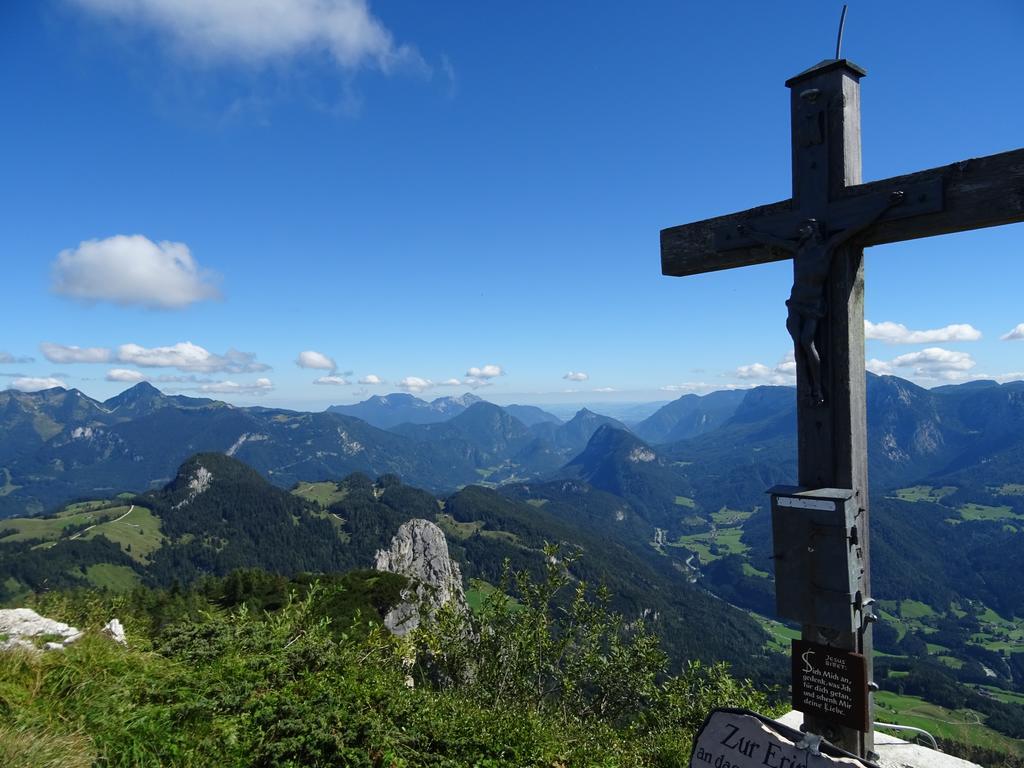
0,452 -> 782,682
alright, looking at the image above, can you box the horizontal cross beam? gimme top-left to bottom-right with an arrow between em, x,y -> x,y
661,147 -> 1024,277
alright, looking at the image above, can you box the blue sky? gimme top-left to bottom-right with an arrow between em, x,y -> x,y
1,1 -> 1021,409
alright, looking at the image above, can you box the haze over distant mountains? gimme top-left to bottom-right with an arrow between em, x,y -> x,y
1,376 -> 1023,519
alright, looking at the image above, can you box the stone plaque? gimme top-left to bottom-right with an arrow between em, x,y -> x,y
792,640 -> 868,731
690,709 -> 876,768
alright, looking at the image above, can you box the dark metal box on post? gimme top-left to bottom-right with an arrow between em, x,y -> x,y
768,486 -> 864,635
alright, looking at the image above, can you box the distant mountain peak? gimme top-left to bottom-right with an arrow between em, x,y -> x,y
432,393 -> 483,409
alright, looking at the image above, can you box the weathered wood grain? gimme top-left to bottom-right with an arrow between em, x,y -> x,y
661,146 -> 1024,277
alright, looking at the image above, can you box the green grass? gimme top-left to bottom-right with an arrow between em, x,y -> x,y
79,506 -> 165,563
0,502 -> 126,544
741,563 -> 769,578
891,485 -> 957,503
748,613 -> 799,654
875,691 -> 1024,756
84,564 -> 141,592
290,481 -> 348,508
710,507 -> 752,525
978,686 -> 1024,705
993,483 -> 1024,496
479,530 -> 520,545
899,599 -> 936,620
957,502 -> 1021,521
434,513 -> 483,540
673,496 -> 696,508
525,498 -> 548,507
674,526 -> 748,564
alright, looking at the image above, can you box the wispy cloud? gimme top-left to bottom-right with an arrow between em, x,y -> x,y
867,347 -> 977,381
1001,323 -> 1024,341
41,342 -> 113,364
731,352 -> 796,385
463,364 -> 503,389
466,364 -> 503,379
358,374 -> 383,385
70,0 -> 424,74
865,320 -> 981,344
563,371 -> 588,382
397,376 -> 431,394
437,378 -> 463,387
314,375 -> 350,385
117,342 -> 268,373
296,350 -> 337,371
106,368 -> 147,383
198,378 -> 273,394
7,376 -> 67,392
51,235 -> 220,309
0,352 -> 34,364
660,382 -> 745,394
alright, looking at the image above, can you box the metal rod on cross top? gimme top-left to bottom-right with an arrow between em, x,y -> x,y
834,5 -> 848,60
659,51 -> 1024,759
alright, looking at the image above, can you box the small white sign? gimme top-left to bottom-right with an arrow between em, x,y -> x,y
690,710 -> 872,768
777,496 -> 836,511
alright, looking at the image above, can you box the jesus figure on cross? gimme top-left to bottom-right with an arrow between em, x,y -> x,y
737,190 -> 904,405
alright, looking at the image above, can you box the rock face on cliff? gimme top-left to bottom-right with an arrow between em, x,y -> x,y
0,608 -> 83,651
374,519 -> 467,635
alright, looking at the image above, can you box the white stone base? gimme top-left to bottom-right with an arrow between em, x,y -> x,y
776,712 -> 982,768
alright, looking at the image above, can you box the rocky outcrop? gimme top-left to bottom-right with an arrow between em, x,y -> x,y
374,519 -> 467,636
0,608 -> 83,652
102,618 -> 127,646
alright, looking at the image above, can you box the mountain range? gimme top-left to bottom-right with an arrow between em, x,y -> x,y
3,375 -> 1024,520
4,374 -> 1024,725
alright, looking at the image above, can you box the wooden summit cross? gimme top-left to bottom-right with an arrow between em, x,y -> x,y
661,58 -> 1024,759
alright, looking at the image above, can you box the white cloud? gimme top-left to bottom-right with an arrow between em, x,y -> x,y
1001,323 -> 1024,341
106,368 -> 147,383
358,374 -> 383,385
51,235 -> 220,309
296,350 -> 336,371
995,371 -> 1024,383
71,0 -> 422,74
466,364 -> 503,379
731,354 -> 796,385
593,387 -> 617,393
735,363 -> 773,380
866,359 -> 894,376
0,352 -> 34,364
8,376 -> 66,392
437,378 -> 463,387
396,376 -> 431,394
865,320 -> 982,344
563,371 -> 588,382
869,347 -> 977,381
198,377 -> 273,394
313,375 -> 350,385
661,382 -> 745,394
40,342 -> 114,364
117,342 -> 268,373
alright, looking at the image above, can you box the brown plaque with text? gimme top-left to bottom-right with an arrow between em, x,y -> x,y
792,640 -> 868,732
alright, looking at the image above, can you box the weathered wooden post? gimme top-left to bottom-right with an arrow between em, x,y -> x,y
660,54 -> 1024,759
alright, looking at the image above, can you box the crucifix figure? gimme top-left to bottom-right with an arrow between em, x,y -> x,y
739,190 -> 902,405
660,57 -> 1024,759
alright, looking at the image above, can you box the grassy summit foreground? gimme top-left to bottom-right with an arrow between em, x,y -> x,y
0,562 -> 776,768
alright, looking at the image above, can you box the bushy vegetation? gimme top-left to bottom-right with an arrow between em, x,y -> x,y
0,557 -> 778,767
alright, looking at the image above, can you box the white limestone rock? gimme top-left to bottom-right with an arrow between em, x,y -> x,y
0,608 -> 83,652
374,519 -> 467,636
103,618 -> 127,646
